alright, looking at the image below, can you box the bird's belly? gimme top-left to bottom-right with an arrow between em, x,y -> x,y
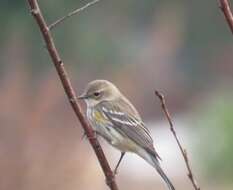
112,138 -> 138,152
100,126 -> 138,152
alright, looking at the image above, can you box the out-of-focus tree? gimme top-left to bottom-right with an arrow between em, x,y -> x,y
197,91 -> 233,181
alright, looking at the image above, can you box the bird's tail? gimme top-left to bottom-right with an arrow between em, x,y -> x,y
151,156 -> 175,190
138,149 -> 175,190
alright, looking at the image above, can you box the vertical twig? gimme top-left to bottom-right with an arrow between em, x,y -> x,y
219,0 -> 233,34
26,1 -> 118,190
155,91 -> 200,190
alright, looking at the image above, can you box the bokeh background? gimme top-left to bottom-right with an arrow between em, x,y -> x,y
0,0 -> 233,190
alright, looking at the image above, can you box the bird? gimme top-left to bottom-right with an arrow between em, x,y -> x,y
78,79 -> 175,190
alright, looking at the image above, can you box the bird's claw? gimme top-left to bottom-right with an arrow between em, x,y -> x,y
81,131 -> 98,140
113,168 -> 118,176
81,132 -> 87,140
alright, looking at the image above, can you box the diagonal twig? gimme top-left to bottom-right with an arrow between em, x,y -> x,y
48,0 -> 100,30
26,1 -> 118,190
218,0 -> 233,34
155,91 -> 200,190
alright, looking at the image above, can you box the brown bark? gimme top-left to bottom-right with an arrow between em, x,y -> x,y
26,1 -> 118,189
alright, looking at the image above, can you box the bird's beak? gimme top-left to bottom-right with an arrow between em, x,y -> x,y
78,93 -> 88,99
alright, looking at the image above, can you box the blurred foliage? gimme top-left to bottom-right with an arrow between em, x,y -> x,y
197,91 -> 233,181
1,0 -> 233,188
0,0 -> 232,76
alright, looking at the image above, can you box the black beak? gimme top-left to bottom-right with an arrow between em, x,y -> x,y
78,94 -> 88,99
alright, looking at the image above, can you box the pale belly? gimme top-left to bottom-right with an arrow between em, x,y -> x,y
103,125 -> 139,152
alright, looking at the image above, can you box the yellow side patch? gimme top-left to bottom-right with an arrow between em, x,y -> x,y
93,110 -> 105,123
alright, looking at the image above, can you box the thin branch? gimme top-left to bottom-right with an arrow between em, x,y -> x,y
26,1 -> 118,190
219,0 -> 233,34
155,91 -> 200,190
48,0 -> 100,30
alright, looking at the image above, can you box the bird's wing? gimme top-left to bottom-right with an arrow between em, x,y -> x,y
96,101 -> 161,160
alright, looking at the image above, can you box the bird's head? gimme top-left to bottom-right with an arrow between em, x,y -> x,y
78,80 -> 121,107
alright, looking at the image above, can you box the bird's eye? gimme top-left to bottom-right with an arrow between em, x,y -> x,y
94,92 -> 100,97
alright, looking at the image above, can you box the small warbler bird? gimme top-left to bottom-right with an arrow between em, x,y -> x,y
79,80 -> 175,190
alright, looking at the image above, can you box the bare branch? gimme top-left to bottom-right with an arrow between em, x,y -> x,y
155,91 -> 200,190
219,0 -> 233,34
26,1 -> 118,190
48,0 -> 100,30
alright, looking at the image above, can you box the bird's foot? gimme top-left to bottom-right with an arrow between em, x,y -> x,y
113,168 -> 118,176
81,131 -> 98,140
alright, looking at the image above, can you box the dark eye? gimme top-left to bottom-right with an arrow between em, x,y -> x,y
94,92 -> 100,97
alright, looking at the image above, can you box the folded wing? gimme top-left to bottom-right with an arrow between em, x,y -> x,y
96,100 -> 161,160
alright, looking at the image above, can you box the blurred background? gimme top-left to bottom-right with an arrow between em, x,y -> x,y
0,0 -> 233,190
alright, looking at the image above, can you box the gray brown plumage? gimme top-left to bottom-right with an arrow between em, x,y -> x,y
79,80 -> 175,190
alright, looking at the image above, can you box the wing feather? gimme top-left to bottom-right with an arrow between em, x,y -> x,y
96,100 -> 161,160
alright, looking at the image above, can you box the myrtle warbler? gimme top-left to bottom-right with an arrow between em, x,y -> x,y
79,80 -> 175,190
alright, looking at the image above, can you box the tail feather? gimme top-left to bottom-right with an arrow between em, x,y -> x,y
137,148 -> 175,190
151,156 -> 175,190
